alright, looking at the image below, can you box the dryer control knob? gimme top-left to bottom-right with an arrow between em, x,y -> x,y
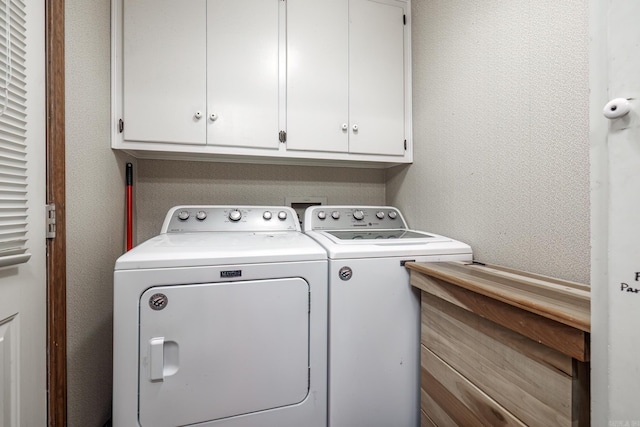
178,210 -> 190,221
228,209 -> 242,222
376,211 -> 385,220
278,211 -> 287,220
263,211 -> 273,220
196,211 -> 207,221
388,211 -> 398,220
331,211 -> 341,220
353,210 -> 364,220
317,211 -> 327,220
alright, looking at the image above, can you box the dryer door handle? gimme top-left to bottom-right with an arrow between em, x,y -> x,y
149,337 -> 165,382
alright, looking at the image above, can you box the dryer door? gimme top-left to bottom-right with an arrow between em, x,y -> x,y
137,278 -> 310,427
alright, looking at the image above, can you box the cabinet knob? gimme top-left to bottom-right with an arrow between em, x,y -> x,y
341,123 -> 348,131
194,111 -> 203,119
209,113 -> 218,121
352,124 -> 359,132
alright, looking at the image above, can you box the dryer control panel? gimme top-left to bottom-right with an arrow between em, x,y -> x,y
304,206 -> 409,231
162,206 -> 301,233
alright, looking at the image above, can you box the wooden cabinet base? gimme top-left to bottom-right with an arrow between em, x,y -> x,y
408,262 -> 590,427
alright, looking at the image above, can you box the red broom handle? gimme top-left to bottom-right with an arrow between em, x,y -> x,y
126,163 -> 133,251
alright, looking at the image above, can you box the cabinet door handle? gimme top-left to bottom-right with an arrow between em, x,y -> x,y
352,124 -> 359,132
194,111 -> 203,120
209,113 -> 218,121
341,123 -> 348,131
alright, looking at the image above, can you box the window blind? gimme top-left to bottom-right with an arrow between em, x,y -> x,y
0,0 -> 30,267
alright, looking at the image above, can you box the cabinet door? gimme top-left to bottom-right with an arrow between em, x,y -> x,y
123,0 -> 207,145
286,0 -> 349,153
349,0 -> 406,156
207,0 -> 280,150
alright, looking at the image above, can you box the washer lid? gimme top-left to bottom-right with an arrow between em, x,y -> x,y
303,205 -> 472,259
115,231 -> 327,270
323,229 -> 442,241
305,230 -> 472,259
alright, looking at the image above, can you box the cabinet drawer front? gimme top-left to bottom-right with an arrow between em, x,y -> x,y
421,345 -> 526,427
421,295 -> 573,426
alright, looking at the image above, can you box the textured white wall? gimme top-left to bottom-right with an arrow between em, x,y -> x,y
388,0 -> 590,283
65,1 -> 135,425
136,160 -> 385,242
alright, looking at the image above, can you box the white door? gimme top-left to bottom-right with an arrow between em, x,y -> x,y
591,0 -> 640,424
0,0 -> 47,426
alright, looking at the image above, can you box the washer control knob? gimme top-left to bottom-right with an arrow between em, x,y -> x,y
263,211 -> 273,220
317,211 -> 327,220
196,210 -> 207,221
353,210 -> 364,220
388,211 -> 398,220
178,210 -> 190,221
331,211 -> 340,220
277,210 -> 288,220
376,211 -> 385,220
228,209 -> 242,222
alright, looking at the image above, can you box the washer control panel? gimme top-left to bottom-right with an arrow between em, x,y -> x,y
162,206 -> 299,233
304,206 -> 408,231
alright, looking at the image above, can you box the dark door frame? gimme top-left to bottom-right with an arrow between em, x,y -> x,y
46,1 -> 67,426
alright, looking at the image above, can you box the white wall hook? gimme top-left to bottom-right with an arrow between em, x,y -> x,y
603,98 -> 631,119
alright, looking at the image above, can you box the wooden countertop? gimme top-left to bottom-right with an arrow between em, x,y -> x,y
406,261 -> 590,333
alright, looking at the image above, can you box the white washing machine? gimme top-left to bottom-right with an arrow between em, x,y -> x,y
303,206 -> 472,427
113,206 -> 328,427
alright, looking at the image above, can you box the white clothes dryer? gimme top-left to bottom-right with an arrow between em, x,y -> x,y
303,206 -> 472,427
113,206 -> 327,427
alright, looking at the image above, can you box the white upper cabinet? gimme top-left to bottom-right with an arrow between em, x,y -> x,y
207,0 -> 280,150
349,0 -> 405,156
287,0 -> 350,153
287,0 -> 407,157
121,0 -> 279,149
123,0 -> 207,145
112,0 -> 412,167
